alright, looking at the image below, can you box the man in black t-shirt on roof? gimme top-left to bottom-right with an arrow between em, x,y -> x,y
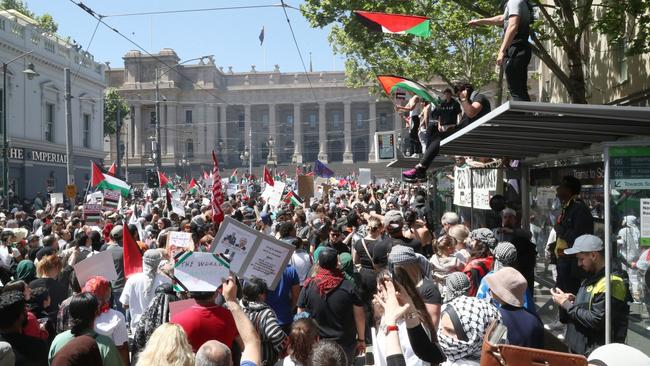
403,83 -> 491,181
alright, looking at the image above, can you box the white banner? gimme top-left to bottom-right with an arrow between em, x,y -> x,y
453,167 -> 503,210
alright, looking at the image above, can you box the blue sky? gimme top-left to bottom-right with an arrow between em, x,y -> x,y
30,0 -> 346,73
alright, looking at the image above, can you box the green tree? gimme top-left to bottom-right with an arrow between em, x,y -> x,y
301,0 -> 502,94
104,88 -> 130,136
1,0 -> 59,34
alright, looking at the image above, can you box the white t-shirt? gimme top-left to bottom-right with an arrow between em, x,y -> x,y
0,245 -> 19,269
289,250 -> 312,285
94,308 -> 129,346
119,272 -> 171,329
373,320 -> 431,366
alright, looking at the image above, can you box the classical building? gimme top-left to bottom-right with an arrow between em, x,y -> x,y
0,10 -> 105,199
106,49 -> 450,181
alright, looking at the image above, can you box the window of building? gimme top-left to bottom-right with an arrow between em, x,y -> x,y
286,114 -> 293,127
332,111 -> 341,129
614,38 -> 628,84
355,112 -> 364,128
186,139 -> 194,157
45,103 -> 55,142
308,113 -> 317,128
83,113 -> 91,148
150,111 -> 156,125
379,112 -> 387,130
261,113 -> 268,127
185,110 -> 193,124
238,113 -> 245,132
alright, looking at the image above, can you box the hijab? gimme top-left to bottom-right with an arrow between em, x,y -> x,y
143,249 -> 164,296
339,253 -> 355,284
16,260 -> 36,283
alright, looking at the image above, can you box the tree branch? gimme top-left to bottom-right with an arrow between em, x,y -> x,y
535,1 -> 576,54
529,34 -> 572,89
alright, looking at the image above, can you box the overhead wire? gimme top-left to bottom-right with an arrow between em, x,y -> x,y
103,4 -> 288,18
71,17 -> 101,85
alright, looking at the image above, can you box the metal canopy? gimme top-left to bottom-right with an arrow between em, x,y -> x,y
439,101 -> 650,162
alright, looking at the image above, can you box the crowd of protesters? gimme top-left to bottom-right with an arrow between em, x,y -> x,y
0,170 -> 647,366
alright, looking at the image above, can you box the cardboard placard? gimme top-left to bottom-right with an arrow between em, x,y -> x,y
211,216 -> 295,290
267,182 -> 286,208
173,252 -> 230,292
298,175 -> 314,202
83,203 -> 102,225
86,191 -> 103,204
168,231 -> 194,249
103,190 -> 120,211
73,250 -> 118,287
50,193 -> 64,206
359,168 -> 372,187
171,199 -> 186,217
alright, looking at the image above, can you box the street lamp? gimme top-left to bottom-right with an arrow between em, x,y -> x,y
153,55 -> 213,172
3,51 -> 39,209
179,156 -> 190,179
266,136 -> 277,169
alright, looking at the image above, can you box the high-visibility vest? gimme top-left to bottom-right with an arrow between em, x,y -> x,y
587,274 -> 627,310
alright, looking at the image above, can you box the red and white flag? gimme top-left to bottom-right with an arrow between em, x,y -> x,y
211,150 -> 225,224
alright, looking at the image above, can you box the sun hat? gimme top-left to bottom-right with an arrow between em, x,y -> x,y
484,267 -> 527,307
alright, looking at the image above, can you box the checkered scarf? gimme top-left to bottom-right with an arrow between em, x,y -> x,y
438,296 -> 500,362
493,241 -> 517,271
444,272 -> 471,303
469,228 -> 497,251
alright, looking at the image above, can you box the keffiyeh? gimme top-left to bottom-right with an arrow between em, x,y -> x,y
470,228 -> 497,251
438,296 -> 500,362
444,272 -> 471,303
493,242 -> 517,271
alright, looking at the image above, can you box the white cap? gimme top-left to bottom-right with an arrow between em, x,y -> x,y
564,234 -> 604,255
588,343 -> 649,366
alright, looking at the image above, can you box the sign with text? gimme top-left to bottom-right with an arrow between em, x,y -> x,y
610,146 -> 650,190
262,181 -> 286,208
359,168 -> 372,187
174,252 -> 230,292
168,231 -> 194,249
171,199 -> 186,217
83,203 -> 102,225
375,131 -> 396,160
211,216 -> 295,290
103,190 -> 121,211
453,167 -> 503,210
74,250 -> 118,287
641,199 -> 650,247
50,193 -> 64,206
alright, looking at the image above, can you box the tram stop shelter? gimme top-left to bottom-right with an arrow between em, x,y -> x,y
437,100 -> 650,350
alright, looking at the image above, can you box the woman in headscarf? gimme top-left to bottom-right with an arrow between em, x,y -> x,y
339,252 -> 358,286
15,259 -> 36,283
443,272 -> 471,304
438,295 -> 500,366
119,249 -> 171,332
131,283 -> 179,359
83,276 -> 129,366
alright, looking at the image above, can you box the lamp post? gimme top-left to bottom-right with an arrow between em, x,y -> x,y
180,156 -> 190,179
3,51 -> 38,209
266,137 -> 277,170
153,55 -> 212,172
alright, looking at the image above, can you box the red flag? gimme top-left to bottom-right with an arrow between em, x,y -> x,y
91,161 -> 104,187
123,223 -> 142,279
107,162 -> 117,176
158,171 -> 171,188
211,150 -> 225,224
263,166 -> 275,186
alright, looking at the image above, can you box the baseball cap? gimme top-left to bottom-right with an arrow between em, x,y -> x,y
564,234 -> 604,255
383,210 -> 404,229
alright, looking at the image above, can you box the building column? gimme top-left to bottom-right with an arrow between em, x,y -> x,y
317,102 -> 328,163
133,104 -> 141,156
197,105 -> 206,155
368,101 -> 377,162
219,105 -> 228,165
268,104 -> 278,164
292,103 -> 303,164
206,104 -> 216,156
166,103 -> 176,157
244,104 -> 252,161
343,101 -> 353,163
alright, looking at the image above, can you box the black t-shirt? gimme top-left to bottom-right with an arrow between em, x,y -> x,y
298,279 -> 362,345
30,277 -> 69,316
417,279 -> 442,305
328,240 -> 351,255
372,239 -> 393,268
465,92 -> 492,123
353,238 -> 382,269
0,331 -> 49,366
433,99 -> 461,126
391,236 -> 423,254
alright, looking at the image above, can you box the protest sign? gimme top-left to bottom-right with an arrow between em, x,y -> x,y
359,168 -> 372,186
168,231 -> 194,249
50,192 -> 64,206
453,167 -> 503,210
173,252 -> 230,292
83,204 -> 102,225
103,190 -> 120,211
86,191 -> 103,204
641,199 -> 650,247
298,175 -> 314,202
171,199 -> 186,217
267,182 -> 286,208
211,216 -> 294,290
74,250 -> 118,287
202,198 -> 211,206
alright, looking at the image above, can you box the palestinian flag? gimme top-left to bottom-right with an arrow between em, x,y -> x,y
188,178 -> 199,194
377,75 -> 436,103
158,171 -> 173,189
284,190 -> 304,207
91,162 -> 131,197
107,162 -> 116,176
354,11 -> 430,38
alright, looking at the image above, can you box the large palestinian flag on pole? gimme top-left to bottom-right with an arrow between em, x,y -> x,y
377,75 -> 436,103
354,11 -> 431,38
91,162 -> 131,197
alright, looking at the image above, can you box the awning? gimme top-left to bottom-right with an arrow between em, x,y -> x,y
439,101 -> 650,162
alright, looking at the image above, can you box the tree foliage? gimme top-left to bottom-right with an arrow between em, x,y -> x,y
1,0 -> 58,33
301,0 -> 502,95
104,88 -> 130,136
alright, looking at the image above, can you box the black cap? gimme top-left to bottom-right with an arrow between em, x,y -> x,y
318,247 -> 339,270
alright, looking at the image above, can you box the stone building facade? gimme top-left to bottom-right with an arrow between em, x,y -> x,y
0,10 -> 105,199
106,49 -> 449,181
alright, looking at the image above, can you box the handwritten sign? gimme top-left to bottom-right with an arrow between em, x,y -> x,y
453,167 -> 503,210
174,252 -> 230,292
168,231 -> 194,249
50,193 -> 64,206
83,204 -> 102,225
74,250 -> 118,287
211,216 -> 295,290
103,190 -> 120,211
171,199 -> 186,217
